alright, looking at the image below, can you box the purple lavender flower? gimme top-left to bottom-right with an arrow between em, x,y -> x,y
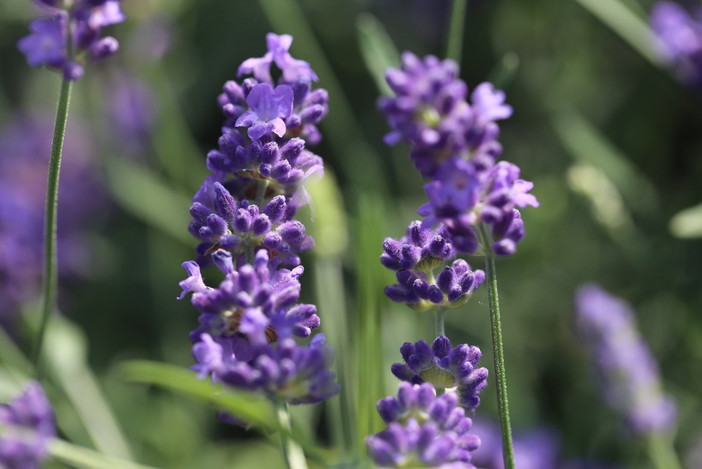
0,382 -> 56,469
381,220 -> 455,272
236,83 -> 294,141
418,159 -> 538,255
391,335 -> 489,411
574,284 -> 677,436
650,1 -> 702,86
367,382 -> 480,468
379,52 -> 512,179
17,0 -> 125,80
192,333 -> 339,405
384,256 -> 484,310
0,115 -> 103,325
179,249 -> 319,355
189,180 -> 313,267
238,33 -> 318,84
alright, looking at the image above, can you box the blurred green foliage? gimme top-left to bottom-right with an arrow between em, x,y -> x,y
1,0 -> 702,467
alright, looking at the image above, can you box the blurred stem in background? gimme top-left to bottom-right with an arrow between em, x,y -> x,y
647,433 -> 683,469
32,76 -> 73,373
446,0 -> 467,63
478,224 -> 515,469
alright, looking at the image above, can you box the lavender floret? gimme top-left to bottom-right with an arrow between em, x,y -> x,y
575,284 -> 677,436
391,335 -> 488,411
367,383 -> 480,468
0,382 -> 56,469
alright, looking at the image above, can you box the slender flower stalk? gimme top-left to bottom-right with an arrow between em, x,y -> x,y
32,77 -> 72,370
478,224 -> 515,469
276,401 -> 308,469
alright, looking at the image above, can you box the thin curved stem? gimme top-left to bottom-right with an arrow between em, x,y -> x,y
478,224 -> 515,469
446,0 -> 468,63
32,77 -> 73,372
276,402 -> 308,469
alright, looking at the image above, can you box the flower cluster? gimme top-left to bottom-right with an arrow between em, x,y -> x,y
179,34 -> 339,409
379,52 -> 537,308
379,52 -> 537,262
17,0 -> 125,80
0,382 -> 56,469
574,284 -> 677,436
0,115 -> 103,326
367,383 -> 481,468
650,1 -> 702,86
391,335 -> 489,411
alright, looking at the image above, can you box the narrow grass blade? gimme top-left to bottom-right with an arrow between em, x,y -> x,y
49,439 -> 159,469
575,0 -> 663,67
104,157 -> 192,245
356,13 -> 400,95
44,317 -> 133,460
553,110 -> 658,215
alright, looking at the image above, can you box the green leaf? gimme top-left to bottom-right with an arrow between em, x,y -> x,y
670,202 -> 702,238
104,157 -> 192,245
553,110 -> 658,215
356,13 -> 400,95
121,360 -> 324,460
49,439 -> 159,469
43,317 -> 134,460
575,0 -> 663,67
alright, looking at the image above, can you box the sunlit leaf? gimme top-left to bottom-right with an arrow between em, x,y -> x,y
670,202 -> 702,238
49,439 -> 158,469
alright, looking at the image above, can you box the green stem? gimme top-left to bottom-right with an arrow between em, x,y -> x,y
647,433 -> 682,469
276,402 -> 308,469
478,224 -> 515,469
32,77 -> 73,372
446,0 -> 468,63
434,308 -> 446,337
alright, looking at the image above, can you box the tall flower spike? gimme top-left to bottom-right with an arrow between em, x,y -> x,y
391,335 -> 489,410
18,0 -> 125,80
367,382 -> 480,468
0,382 -> 56,469
574,284 -> 677,436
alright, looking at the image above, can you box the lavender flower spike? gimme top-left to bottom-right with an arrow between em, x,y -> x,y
575,284 -> 677,436
236,83 -> 294,140
17,0 -> 126,80
367,382 -> 480,468
391,335 -> 489,410
0,382 -> 56,469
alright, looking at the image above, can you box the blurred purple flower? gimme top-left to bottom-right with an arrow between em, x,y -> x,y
367,382 -> 480,468
650,1 -> 702,85
0,115 -> 104,325
0,382 -> 55,469
575,284 -> 678,436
